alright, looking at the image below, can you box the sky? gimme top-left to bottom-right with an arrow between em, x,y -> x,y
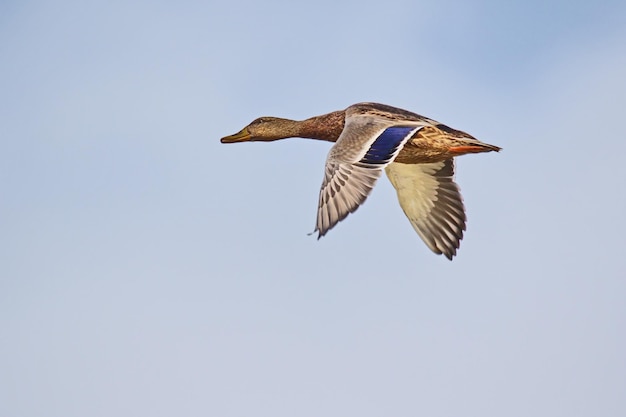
1,0 -> 626,416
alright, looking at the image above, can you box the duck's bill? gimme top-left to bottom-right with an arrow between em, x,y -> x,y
220,127 -> 251,143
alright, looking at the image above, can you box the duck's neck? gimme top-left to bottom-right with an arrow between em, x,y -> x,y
298,110 -> 345,142
260,110 -> 345,143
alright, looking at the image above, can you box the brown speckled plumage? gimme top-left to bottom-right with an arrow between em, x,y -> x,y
221,102 -> 500,259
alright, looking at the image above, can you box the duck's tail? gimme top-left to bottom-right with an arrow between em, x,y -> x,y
448,141 -> 501,156
429,123 -> 502,157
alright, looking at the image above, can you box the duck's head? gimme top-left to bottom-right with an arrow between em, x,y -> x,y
220,117 -> 297,143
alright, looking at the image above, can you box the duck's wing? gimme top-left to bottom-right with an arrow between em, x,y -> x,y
385,159 -> 466,260
314,111 -> 428,238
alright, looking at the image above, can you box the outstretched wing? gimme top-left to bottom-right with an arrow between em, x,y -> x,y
385,159 -> 466,260
315,125 -> 422,237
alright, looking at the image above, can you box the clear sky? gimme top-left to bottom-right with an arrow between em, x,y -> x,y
2,0 -> 626,416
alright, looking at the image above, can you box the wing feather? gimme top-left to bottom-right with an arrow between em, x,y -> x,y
314,116 -> 425,238
316,162 -> 381,237
385,159 -> 466,260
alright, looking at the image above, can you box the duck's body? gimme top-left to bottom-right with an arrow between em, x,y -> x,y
221,102 -> 500,260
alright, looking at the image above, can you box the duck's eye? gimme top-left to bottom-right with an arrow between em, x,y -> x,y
254,117 -> 267,125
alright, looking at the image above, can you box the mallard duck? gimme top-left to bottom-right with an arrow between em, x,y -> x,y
221,102 -> 500,259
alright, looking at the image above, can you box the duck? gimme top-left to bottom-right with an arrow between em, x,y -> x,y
221,102 -> 500,260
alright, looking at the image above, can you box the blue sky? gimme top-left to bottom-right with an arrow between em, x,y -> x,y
2,0 -> 626,416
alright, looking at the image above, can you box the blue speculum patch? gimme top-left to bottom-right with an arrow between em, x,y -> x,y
360,126 -> 415,165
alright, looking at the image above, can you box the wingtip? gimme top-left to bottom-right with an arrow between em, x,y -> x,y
308,228 -> 325,240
